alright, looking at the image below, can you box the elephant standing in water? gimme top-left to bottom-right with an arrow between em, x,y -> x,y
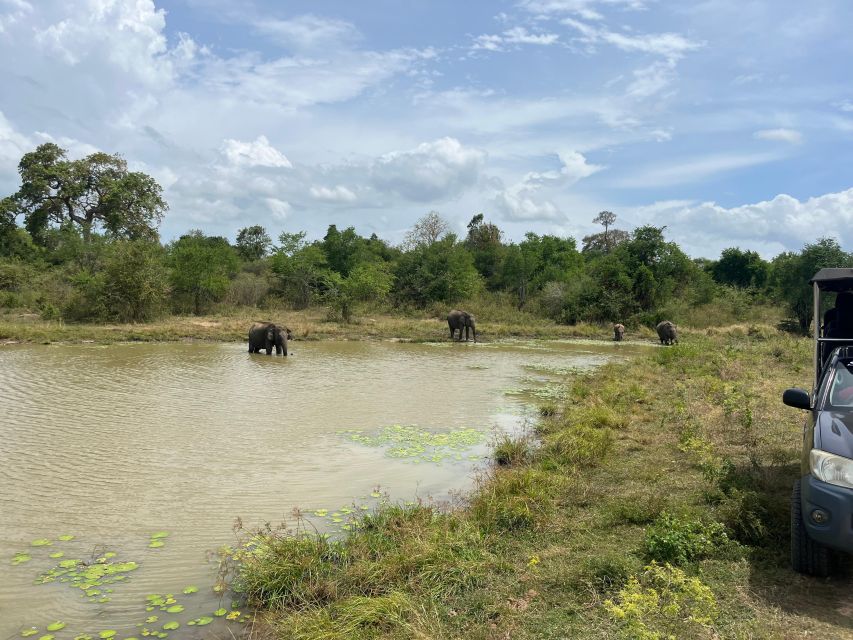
248,322 -> 290,355
656,320 -> 678,345
448,310 -> 477,342
613,324 -> 625,341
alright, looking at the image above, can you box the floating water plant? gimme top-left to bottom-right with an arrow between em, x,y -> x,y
12,552 -> 32,565
57,535 -> 75,542
31,539 -> 52,547
182,585 -> 198,594
213,608 -> 227,617
46,623 -> 66,632
49,552 -> 64,559
162,622 -> 179,631
20,628 -> 38,637
343,424 -> 485,463
99,631 -> 116,639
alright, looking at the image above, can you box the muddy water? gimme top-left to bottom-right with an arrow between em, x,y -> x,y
0,339 -> 645,636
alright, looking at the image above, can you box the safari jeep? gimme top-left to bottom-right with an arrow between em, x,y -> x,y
784,268 -> 853,575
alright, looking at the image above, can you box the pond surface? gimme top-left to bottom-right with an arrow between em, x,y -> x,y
0,338 -> 646,637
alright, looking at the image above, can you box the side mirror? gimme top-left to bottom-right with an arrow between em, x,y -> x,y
783,388 -> 811,410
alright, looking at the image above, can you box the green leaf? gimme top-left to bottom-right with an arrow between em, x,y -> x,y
213,608 -> 227,617
38,635 -> 54,640
150,532 -> 169,539
165,605 -> 183,614
194,617 -> 213,626
46,623 -> 66,632
58,535 -> 75,542
162,623 -> 179,631
12,552 -> 32,565
99,631 -> 116,639
31,539 -> 52,547
148,541 -> 164,549
49,552 -> 64,559
20,628 -> 38,638
182,585 -> 198,594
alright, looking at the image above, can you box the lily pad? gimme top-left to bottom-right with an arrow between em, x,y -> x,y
58,535 -> 75,541
20,628 -> 38,638
31,539 -> 52,547
74,635 -> 92,640
46,623 -> 66,632
148,541 -> 164,549
38,635 -> 54,640
150,532 -> 169,539
49,552 -> 64,559
99,632 -> 116,639
182,585 -> 198,594
165,605 -> 184,614
12,552 -> 32,565
213,608 -> 227,617
194,617 -> 213,626
162,623 -> 179,631
145,617 -> 158,624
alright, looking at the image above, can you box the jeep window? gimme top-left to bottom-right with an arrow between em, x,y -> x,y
827,359 -> 853,408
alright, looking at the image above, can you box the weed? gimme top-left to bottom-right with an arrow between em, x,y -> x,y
643,513 -> 729,565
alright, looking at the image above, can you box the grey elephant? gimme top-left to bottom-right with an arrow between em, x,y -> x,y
447,309 -> 477,342
656,320 -> 678,345
248,322 -> 290,355
613,323 -> 625,341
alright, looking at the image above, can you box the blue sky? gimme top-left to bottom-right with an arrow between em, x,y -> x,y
1,0 -> 852,257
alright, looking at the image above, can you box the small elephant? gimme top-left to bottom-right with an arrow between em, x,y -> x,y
656,320 -> 678,345
613,323 -> 625,341
448,309 -> 477,342
248,321 -> 290,355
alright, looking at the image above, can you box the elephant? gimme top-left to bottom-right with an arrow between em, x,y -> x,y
656,320 -> 678,345
248,322 -> 290,355
447,309 -> 477,342
613,323 -> 625,342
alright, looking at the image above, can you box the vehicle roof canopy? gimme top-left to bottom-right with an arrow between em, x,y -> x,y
810,268 -> 853,291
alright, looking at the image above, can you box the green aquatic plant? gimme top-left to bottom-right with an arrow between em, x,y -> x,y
182,585 -> 198,594
165,605 -> 183,613
214,608 -> 227,616
343,424 -> 485,463
99,631 -> 116,639
31,539 -> 52,547
162,622 -> 179,631
45,623 -> 65,632
57,535 -> 75,542
49,552 -> 64,559
12,552 -> 32,565
20,628 -> 38,637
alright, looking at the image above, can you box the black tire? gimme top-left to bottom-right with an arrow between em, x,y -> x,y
791,479 -> 832,577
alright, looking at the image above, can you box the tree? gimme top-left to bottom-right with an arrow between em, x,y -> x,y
269,231 -> 330,308
581,229 -> 629,253
324,262 -> 394,322
394,235 -> 481,305
235,225 -> 272,261
168,231 -> 239,314
321,224 -> 377,276
592,211 -> 617,251
711,248 -> 769,289
770,238 -> 852,333
402,211 -> 450,250
4,143 -> 167,243
465,213 -> 504,285
101,240 -> 169,321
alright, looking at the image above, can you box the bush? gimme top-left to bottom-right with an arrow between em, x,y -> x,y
643,513 -> 729,565
493,434 -> 532,466
101,240 -> 169,322
226,272 -> 269,307
604,562 -> 718,639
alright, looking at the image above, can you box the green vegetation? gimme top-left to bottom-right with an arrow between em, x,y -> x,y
2,143 -> 848,344
232,329 -> 852,639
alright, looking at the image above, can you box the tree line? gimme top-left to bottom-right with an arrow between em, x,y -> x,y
1,143 -> 849,330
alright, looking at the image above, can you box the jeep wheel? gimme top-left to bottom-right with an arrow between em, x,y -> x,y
791,480 -> 831,576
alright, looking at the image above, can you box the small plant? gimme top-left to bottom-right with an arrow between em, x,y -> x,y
493,435 -> 531,466
604,562 -> 718,639
643,513 -> 729,565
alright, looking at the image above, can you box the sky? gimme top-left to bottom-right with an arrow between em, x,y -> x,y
1,0 -> 852,258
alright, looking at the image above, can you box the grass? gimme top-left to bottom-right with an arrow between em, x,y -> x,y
231,326 -> 853,639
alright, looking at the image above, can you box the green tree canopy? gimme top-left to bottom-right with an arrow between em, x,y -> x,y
394,235 -> 481,305
235,225 -> 272,262
168,231 -> 239,314
4,143 -> 167,244
711,247 -> 769,289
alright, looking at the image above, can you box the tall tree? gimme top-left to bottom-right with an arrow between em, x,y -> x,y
402,211 -> 450,250
168,231 -> 239,314
4,143 -> 167,243
592,210 -> 617,251
235,225 -> 272,261
465,213 -> 504,285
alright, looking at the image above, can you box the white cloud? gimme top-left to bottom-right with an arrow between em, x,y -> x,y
754,128 -> 803,144
562,18 -> 702,59
633,188 -> 853,258
370,137 -> 486,202
519,0 -> 648,19
254,14 -> 359,51
0,0 -> 32,33
617,152 -> 782,188
310,185 -> 357,202
221,136 -> 292,168
264,197 -> 291,220
471,26 -> 559,52
493,189 -> 561,221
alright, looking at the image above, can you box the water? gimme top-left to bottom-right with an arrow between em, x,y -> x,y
0,339 -> 643,636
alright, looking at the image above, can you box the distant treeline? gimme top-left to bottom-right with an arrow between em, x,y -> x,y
1,143 -> 850,330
